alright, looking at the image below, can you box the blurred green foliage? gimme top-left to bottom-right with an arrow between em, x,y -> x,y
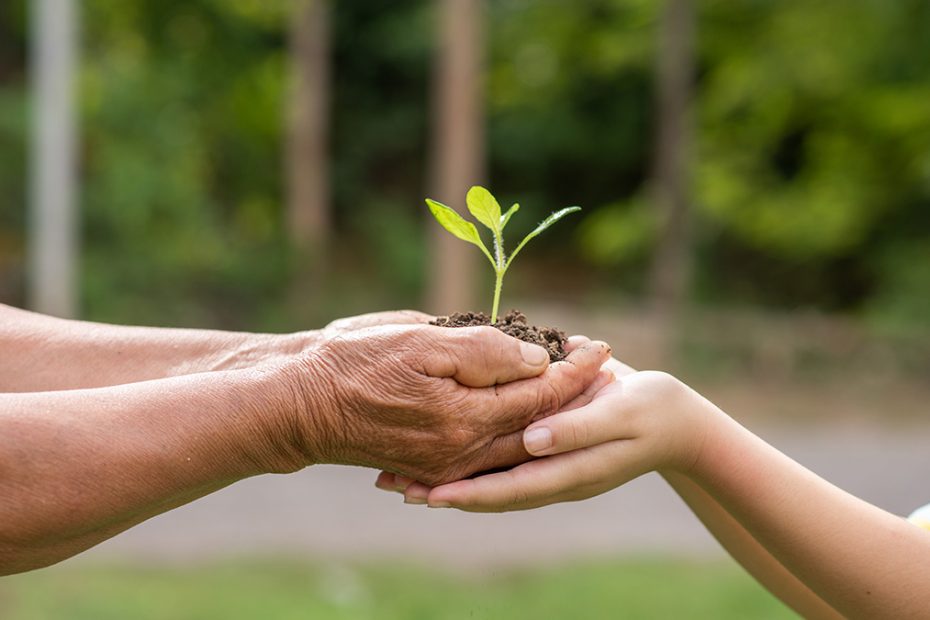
0,558 -> 794,619
0,0 -> 927,331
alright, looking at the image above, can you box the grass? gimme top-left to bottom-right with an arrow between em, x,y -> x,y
0,557 -> 796,619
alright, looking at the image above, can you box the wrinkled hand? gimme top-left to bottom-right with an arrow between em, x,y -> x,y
283,325 -> 610,486
237,311 -> 434,371
374,339 -> 620,497
385,354 -> 714,510
322,310 -> 433,339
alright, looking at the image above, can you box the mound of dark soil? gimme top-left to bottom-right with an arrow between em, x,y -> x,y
430,309 -> 567,362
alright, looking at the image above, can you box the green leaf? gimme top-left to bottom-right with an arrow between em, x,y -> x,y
425,198 -> 495,266
505,206 -> 581,270
500,203 -> 520,230
466,186 -> 502,233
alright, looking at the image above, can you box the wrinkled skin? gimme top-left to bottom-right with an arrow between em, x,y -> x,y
0,305 -> 608,576
284,322 -> 611,486
321,309 -> 434,339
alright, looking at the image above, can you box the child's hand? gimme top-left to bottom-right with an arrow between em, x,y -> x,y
400,364 -> 717,512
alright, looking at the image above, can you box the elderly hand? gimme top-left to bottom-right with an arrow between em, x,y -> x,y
392,355 -> 714,511
273,324 -> 611,485
321,309 -> 433,338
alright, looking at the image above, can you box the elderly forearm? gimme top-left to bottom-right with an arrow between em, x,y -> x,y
0,367 -> 303,575
0,303 -> 318,391
690,413 -> 930,619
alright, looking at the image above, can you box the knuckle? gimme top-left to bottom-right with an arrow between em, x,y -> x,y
637,370 -> 686,399
536,381 -> 565,418
565,418 -> 588,449
420,347 -> 459,378
444,424 -> 475,451
510,488 -> 530,508
429,459 -> 471,486
398,310 -> 433,324
508,476 -> 531,507
465,326 -> 508,353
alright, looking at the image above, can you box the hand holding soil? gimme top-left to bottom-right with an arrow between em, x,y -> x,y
0,302 -> 610,574
282,322 -> 611,486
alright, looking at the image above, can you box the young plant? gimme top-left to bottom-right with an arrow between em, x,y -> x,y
426,186 -> 580,323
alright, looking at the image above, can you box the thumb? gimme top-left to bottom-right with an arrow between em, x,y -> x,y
523,380 -> 628,456
419,325 -> 550,387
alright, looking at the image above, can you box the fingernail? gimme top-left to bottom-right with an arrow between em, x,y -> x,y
521,341 -> 548,366
404,484 -> 429,504
524,427 -> 552,453
429,501 -> 451,509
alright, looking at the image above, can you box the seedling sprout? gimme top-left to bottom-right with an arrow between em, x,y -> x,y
426,186 -> 580,322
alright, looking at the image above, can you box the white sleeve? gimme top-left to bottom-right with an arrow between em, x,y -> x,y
908,504 -> 930,530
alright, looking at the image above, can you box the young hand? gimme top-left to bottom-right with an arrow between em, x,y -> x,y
392,360 -> 719,511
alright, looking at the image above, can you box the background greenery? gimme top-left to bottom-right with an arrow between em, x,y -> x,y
0,3 -> 928,617
0,558 -> 794,619
0,0 -> 928,332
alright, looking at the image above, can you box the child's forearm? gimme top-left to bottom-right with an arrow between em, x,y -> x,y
0,304 -> 316,392
663,471 -> 841,619
689,408 -> 930,620
413,363 -> 930,618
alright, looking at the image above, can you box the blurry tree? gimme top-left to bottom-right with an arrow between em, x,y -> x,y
29,0 -> 80,319
78,0 -> 292,327
0,0 -> 27,306
489,0 -> 657,292
426,0 -> 484,315
649,0 -> 695,329
569,0 -> 930,324
328,1 -> 432,308
286,0 -> 331,275
695,0 -> 930,315
0,0 -> 927,333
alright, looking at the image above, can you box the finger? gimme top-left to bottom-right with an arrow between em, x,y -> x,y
419,325 -> 551,387
375,470 -> 396,491
479,340 -> 613,434
427,444 -> 628,512
375,471 -> 417,494
404,481 -> 432,505
466,430 -> 534,476
564,335 -> 590,353
559,369 -> 615,413
394,474 -> 415,491
602,356 -> 636,378
523,380 -> 629,456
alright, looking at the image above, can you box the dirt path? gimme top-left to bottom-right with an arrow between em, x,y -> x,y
73,421 -> 930,569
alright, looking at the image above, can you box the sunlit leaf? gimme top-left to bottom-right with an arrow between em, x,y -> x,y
425,198 -> 495,266
500,203 -> 520,230
466,186 -> 502,233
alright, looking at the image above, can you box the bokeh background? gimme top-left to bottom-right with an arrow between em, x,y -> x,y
1,1 -> 929,618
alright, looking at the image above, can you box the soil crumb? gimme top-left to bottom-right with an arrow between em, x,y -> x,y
430,309 -> 567,362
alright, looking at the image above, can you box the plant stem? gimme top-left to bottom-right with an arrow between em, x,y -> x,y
491,269 -> 504,323
490,225 -> 506,323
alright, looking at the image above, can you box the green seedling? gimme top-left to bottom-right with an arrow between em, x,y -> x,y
426,186 -> 580,323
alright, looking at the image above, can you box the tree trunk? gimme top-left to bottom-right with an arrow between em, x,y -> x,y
286,0 -> 331,274
649,0 -> 695,333
29,0 -> 79,318
426,0 -> 485,315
